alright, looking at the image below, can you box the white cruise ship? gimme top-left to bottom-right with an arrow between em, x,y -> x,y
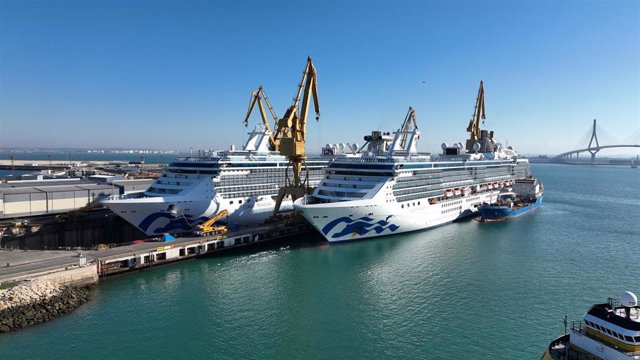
294,107 -> 532,243
103,125 -> 333,236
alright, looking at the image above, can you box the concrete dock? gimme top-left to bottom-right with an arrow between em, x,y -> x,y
0,219 -> 315,285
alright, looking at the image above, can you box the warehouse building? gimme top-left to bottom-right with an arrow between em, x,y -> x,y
0,181 -> 118,219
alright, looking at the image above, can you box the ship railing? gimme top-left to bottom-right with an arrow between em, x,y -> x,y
176,154 -> 222,161
301,195 -> 333,205
336,155 -> 432,164
107,193 -> 149,200
571,321 -> 586,335
337,157 -> 396,164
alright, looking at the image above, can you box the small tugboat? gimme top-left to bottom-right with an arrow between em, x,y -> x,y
477,177 -> 543,222
542,291 -> 640,360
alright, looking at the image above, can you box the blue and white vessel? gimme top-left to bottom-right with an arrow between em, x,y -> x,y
542,291 -> 640,360
477,177 -> 543,222
294,106 -> 533,243
103,125 -> 334,236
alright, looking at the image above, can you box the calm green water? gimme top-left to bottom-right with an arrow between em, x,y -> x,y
1,164 -> 638,359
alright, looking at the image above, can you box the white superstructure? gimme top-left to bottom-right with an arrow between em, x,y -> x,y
543,291 -> 640,360
103,126 -> 332,235
294,117 -> 532,242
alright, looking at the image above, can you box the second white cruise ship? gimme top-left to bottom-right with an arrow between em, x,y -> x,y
294,83 -> 535,242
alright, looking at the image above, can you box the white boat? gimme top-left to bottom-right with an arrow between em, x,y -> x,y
294,106 -> 533,243
542,291 -> 640,360
102,125 -> 346,236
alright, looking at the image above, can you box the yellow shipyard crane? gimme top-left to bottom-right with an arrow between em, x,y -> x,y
465,80 -> 486,152
243,86 -> 281,151
272,57 -> 320,215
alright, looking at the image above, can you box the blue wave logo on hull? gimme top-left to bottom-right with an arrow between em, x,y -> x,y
322,216 -> 399,239
139,213 -> 209,234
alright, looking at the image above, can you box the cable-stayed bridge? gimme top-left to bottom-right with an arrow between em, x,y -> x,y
550,119 -> 639,165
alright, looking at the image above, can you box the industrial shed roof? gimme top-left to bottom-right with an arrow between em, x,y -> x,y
0,183 -> 115,195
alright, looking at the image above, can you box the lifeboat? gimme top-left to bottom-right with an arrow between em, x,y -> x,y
453,188 -> 462,196
462,188 -> 472,196
428,198 -> 437,205
444,189 -> 454,198
486,183 -> 493,190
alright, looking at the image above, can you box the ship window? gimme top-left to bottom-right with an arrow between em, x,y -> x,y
239,200 -> 243,204
624,335 -> 633,342
634,336 -> 640,342
401,205 -> 404,208
230,201 -> 234,204
605,328 -> 612,335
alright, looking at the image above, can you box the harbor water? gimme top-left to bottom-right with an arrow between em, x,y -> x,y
0,163 -> 638,359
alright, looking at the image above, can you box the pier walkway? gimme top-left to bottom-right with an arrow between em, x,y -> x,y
0,219 -> 315,284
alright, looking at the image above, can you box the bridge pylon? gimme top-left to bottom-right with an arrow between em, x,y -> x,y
587,118 -> 600,161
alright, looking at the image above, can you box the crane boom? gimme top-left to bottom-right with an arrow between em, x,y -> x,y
276,58 -> 320,155
193,209 -> 229,236
243,86 -> 280,151
272,57 -> 320,215
399,106 -> 417,149
198,209 -> 229,230
465,81 -> 486,151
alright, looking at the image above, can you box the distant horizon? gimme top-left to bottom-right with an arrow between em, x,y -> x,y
0,146 -> 638,158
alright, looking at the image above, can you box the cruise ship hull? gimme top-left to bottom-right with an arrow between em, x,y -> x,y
104,193 -> 294,236
296,191 -> 499,242
102,195 -> 207,235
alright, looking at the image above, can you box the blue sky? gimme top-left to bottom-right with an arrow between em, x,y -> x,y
1,0 -> 639,155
